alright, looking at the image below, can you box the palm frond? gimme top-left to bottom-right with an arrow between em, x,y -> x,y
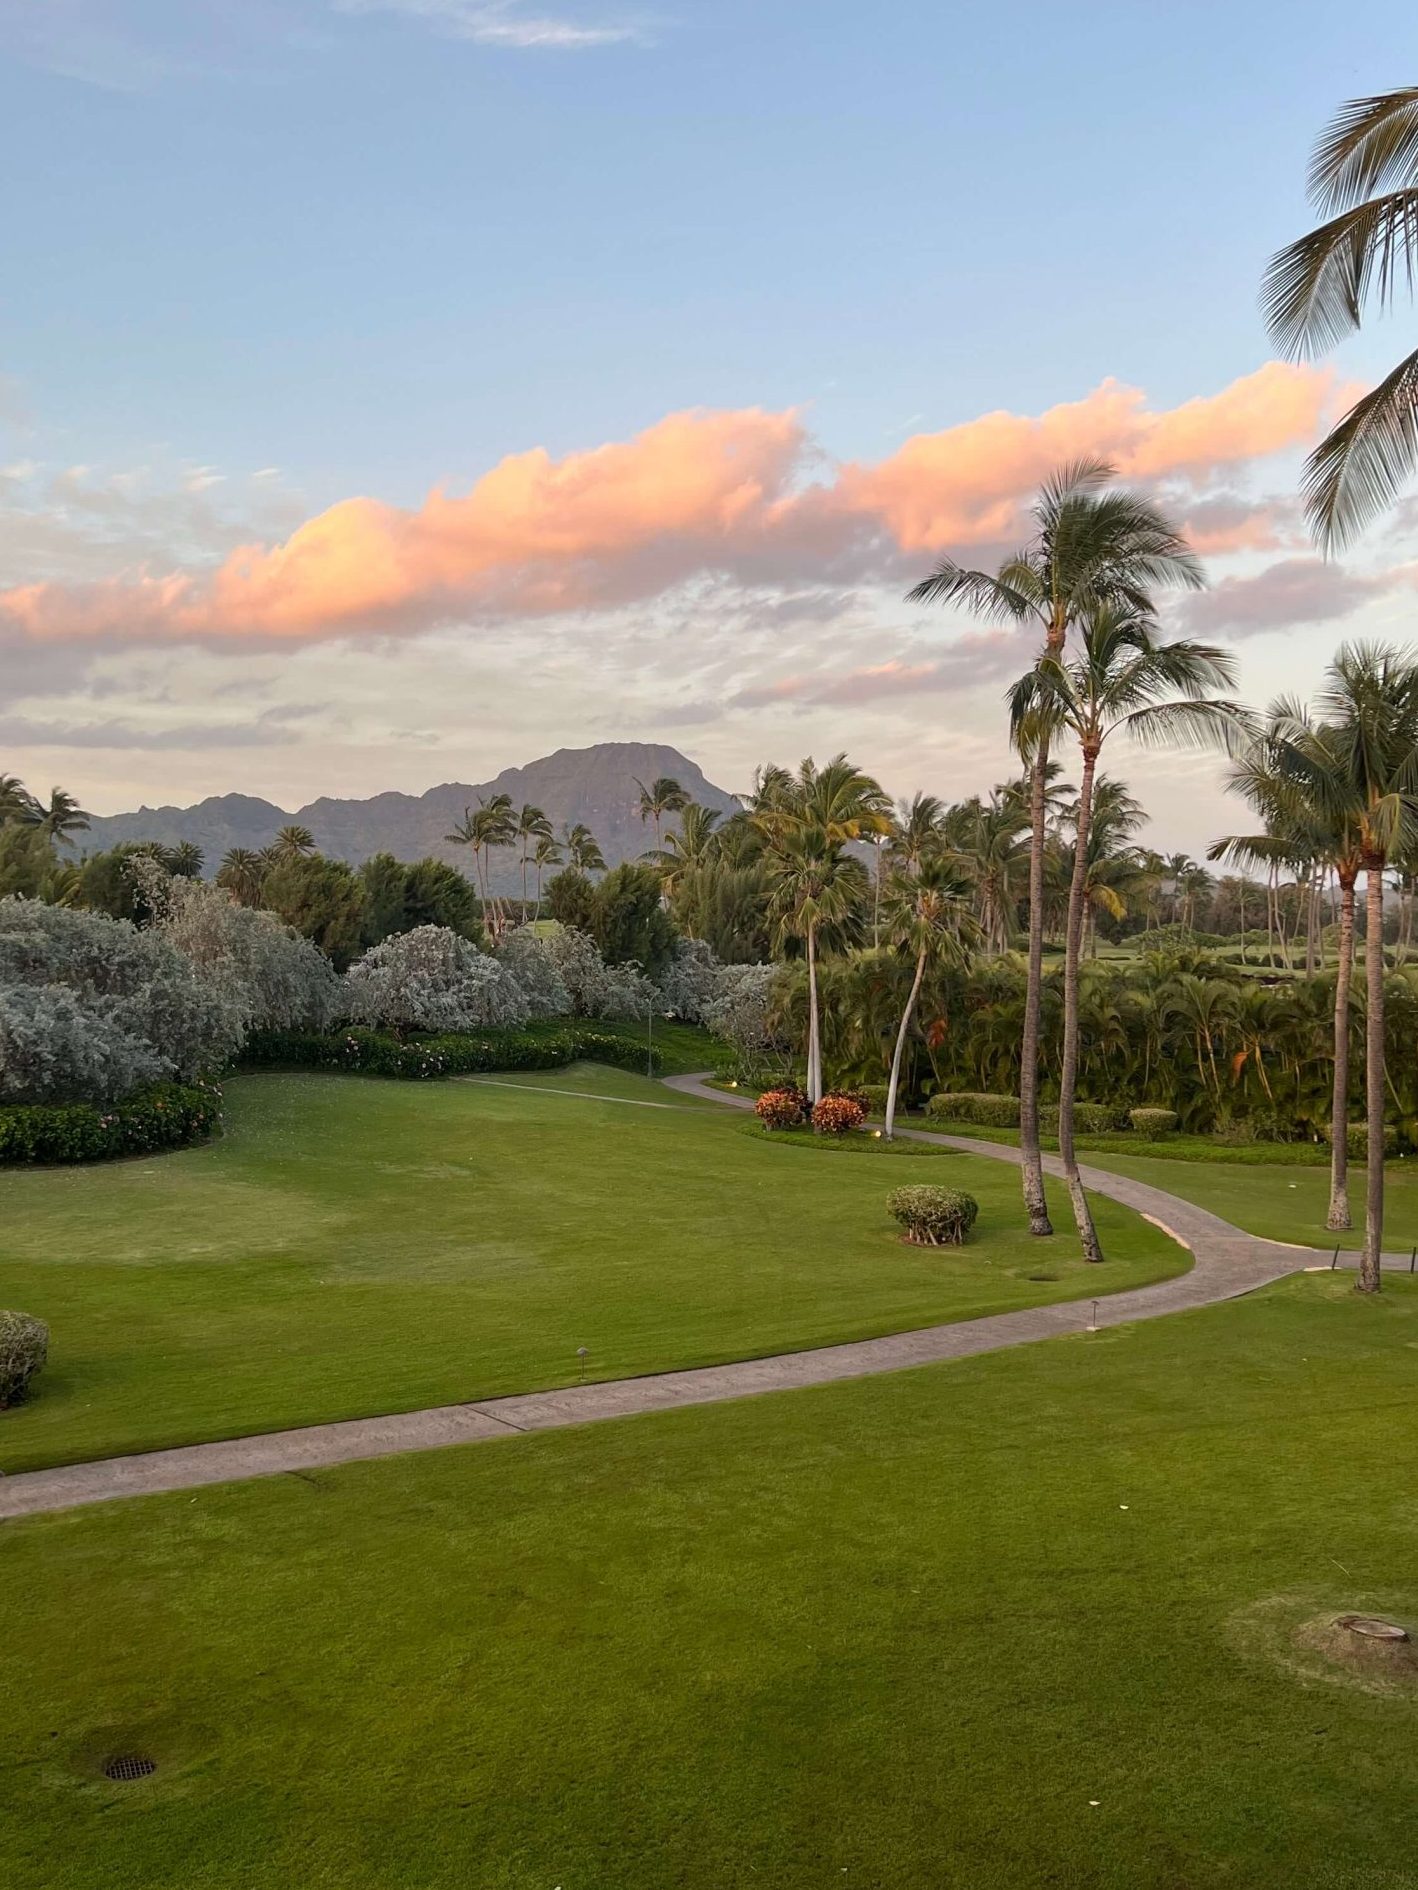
1309,87 -> 1418,213
1303,345 -> 1418,549
1264,191 -> 1418,356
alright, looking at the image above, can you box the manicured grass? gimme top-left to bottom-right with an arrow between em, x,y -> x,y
0,1069 -> 1184,1473
521,1013 -> 716,1075
1077,1147 -> 1418,1251
2,1275 -> 1415,1888
928,1118 -> 1333,1165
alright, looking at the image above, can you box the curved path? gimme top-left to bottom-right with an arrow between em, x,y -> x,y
0,1075 -> 1361,1522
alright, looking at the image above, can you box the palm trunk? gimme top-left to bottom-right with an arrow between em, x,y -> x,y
1019,744 -> 1054,1236
1326,869 -> 1356,1231
806,922 -> 823,1107
1360,859 -> 1385,1292
884,947 -> 927,1140
1058,747 -> 1103,1263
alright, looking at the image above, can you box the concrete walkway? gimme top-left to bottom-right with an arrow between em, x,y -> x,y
0,1074 -> 1361,1522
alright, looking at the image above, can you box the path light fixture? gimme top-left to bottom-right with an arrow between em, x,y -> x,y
576,1345 -> 589,1383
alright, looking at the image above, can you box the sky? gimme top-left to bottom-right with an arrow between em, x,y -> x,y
1,0 -> 1415,850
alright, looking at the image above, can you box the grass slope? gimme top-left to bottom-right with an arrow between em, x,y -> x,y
0,1069 -> 1184,1473
1,1276 -> 1415,1888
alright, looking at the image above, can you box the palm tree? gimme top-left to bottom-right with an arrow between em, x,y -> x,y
25,786 -> 91,842
948,792 -> 1029,952
218,847 -> 267,906
1264,87 -> 1418,546
1010,608 -> 1240,1260
532,833 -> 562,905
766,823 -> 869,1105
274,823 -> 316,859
880,857 -> 975,1138
446,794 -> 517,933
633,775 -> 689,850
1295,644 -> 1418,1288
167,841 -> 204,878
561,821 -> 606,875
908,462 -> 1204,1236
0,775 -> 40,824
647,802 -> 721,903
514,804 -> 553,914
1214,704 -> 1365,1229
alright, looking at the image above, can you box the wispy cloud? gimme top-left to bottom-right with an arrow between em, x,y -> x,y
332,0 -> 655,50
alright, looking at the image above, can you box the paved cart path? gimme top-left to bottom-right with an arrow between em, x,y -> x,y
0,1073 -> 1368,1521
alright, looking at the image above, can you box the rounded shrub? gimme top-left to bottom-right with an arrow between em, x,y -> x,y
0,1310 -> 48,1408
925,1092 -> 1020,1128
888,1185 -> 980,1246
812,1093 -> 867,1136
756,1087 -> 808,1130
1129,1107 -> 1180,1138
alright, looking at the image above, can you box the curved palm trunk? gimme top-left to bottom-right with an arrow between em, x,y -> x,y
1360,859 -> 1385,1293
1326,869 -> 1357,1231
1019,746 -> 1054,1236
806,921 -> 823,1107
1058,747 -> 1104,1263
884,946 -> 928,1140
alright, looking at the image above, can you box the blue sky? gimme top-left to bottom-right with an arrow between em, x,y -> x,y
1,1 -> 1414,844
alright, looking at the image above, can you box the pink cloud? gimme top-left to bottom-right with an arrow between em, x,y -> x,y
0,364 -> 1349,646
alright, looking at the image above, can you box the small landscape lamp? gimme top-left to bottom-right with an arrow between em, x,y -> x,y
576,1345 -> 589,1383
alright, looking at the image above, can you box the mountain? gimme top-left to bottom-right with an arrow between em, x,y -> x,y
76,743 -> 743,890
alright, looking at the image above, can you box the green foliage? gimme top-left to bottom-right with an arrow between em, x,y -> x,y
1129,1107 -> 1180,1137
888,1184 -> 980,1245
1039,1101 -> 1122,1134
856,1083 -> 890,1116
241,1024 -> 664,1080
592,863 -> 677,977
926,1092 -> 1021,1127
357,853 -> 410,945
0,823 -> 60,900
261,854 -> 366,967
0,1080 -> 222,1165
546,868 -> 599,932
0,1308 -> 47,1407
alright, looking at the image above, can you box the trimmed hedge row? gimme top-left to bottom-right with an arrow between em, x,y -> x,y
926,1094 -> 1181,1138
926,1092 -> 1020,1127
0,1080 -> 222,1166
240,1024 -> 664,1080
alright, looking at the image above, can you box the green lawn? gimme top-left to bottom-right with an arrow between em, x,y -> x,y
0,1068 -> 1185,1473
3,1274 -> 1415,1888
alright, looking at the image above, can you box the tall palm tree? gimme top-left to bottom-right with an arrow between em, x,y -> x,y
274,823 -> 316,859
0,775 -> 40,824
218,847 -> 267,906
1264,87 -> 1418,546
1010,608 -> 1240,1260
1214,703 -> 1365,1229
446,794 -> 517,933
25,786 -> 91,842
1289,644 -> 1418,1288
766,823 -> 869,1105
633,776 -> 689,850
908,463 -> 1204,1235
647,802 -> 721,903
947,792 -> 1029,952
561,821 -> 606,875
514,804 -> 553,913
880,857 -> 975,1138
532,833 -> 562,905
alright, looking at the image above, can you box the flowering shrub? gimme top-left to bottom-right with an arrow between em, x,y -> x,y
0,1309 -> 48,1407
888,1185 -> 979,1246
240,1024 -> 663,1081
0,1079 -> 222,1165
812,1093 -> 866,1136
344,925 -> 530,1034
755,1087 -> 808,1130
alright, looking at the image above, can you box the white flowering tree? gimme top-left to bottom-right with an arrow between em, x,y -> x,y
493,927 -> 570,1018
0,896 -> 242,1102
702,963 -> 784,1078
656,938 -> 725,1022
542,926 -> 656,1020
134,858 -> 339,1034
343,925 -> 530,1034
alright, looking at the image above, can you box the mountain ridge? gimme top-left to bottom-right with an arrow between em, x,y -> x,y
77,743 -> 742,890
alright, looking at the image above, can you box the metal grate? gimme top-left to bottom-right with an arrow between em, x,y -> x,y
104,1755 -> 157,1783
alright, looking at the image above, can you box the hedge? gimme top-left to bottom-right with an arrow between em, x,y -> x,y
856,1084 -> 891,1116
240,1024 -> 664,1081
0,1080 -> 222,1166
1324,1120 -> 1402,1160
1040,1101 -> 1122,1135
926,1092 -> 1020,1128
